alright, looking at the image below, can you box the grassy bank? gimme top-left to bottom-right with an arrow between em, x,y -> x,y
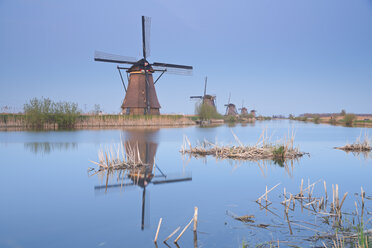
0,113 -> 196,129
292,114 -> 372,127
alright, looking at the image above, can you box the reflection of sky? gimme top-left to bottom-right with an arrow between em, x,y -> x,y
0,121 -> 371,247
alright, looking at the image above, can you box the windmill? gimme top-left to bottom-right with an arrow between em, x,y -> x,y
94,16 -> 193,115
94,129 -> 192,230
190,77 -> 216,109
224,93 -> 238,116
238,100 -> 248,115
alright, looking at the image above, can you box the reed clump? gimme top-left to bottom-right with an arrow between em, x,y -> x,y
335,132 -> 371,152
180,129 -> 307,162
90,141 -> 150,171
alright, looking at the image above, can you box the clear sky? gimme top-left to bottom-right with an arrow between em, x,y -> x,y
0,0 -> 371,116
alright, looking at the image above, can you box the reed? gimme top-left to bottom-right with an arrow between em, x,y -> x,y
335,131 -> 371,152
180,129 -> 307,162
90,141 -> 150,171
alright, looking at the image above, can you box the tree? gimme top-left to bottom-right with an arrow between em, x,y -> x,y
93,104 -> 102,115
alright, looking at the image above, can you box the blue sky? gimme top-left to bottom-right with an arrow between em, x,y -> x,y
0,0 -> 371,116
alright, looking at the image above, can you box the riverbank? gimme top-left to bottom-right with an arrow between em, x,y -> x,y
0,113 -> 197,130
292,115 -> 372,128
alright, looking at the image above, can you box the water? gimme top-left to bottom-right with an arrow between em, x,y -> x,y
0,120 -> 371,247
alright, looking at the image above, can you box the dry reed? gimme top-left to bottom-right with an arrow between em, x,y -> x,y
335,131 -> 371,152
180,129 -> 308,162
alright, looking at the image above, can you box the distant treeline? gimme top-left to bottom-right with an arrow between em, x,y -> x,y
24,97 -> 80,128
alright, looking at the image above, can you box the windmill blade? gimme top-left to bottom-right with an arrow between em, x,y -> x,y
228,93 -> 231,104
204,77 -> 208,96
141,188 -> 150,230
153,62 -> 192,70
190,96 -> 203,99
94,51 -> 137,64
142,16 -> 151,58
152,66 -> 192,76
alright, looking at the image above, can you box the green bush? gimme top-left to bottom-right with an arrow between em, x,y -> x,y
195,103 -> 222,121
343,113 -> 356,126
24,97 -> 80,128
225,115 -> 237,122
313,116 -> 320,124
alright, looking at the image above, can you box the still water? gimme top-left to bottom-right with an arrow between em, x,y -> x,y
0,120 -> 371,248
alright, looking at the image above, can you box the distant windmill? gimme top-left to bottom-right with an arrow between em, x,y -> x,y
94,16 -> 193,115
238,100 -> 248,115
190,77 -> 216,109
224,93 -> 238,116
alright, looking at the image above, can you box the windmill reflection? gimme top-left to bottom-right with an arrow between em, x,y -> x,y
93,128 -> 192,230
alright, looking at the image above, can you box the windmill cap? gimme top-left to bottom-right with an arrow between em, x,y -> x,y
128,59 -> 154,73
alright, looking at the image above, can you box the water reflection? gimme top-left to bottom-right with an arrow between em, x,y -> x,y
338,150 -> 372,160
93,128 -> 192,230
24,142 -> 78,155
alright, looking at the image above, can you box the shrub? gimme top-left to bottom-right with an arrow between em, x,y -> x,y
343,113 -> 356,126
225,115 -> 237,122
24,97 -> 80,128
195,103 -> 222,121
313,116 -> 320,124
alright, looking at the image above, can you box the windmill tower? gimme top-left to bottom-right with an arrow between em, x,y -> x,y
190,77 -> 216,109
94,16 -> 193,115
224,93 -> 238,116
239,101 -> 248,115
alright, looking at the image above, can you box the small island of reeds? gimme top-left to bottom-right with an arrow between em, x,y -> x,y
180,129 -> 308,162
335,132 -> 371,152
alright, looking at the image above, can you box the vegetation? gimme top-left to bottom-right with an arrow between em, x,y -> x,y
225,115 -> 238,122
335,132 -> 371,152
195,103 -> 222,121
24,97 -> 80,128
181,129 -> 307,162
343,113 -> 356,126
330,115 -> 337,125
313,115 -> 320,124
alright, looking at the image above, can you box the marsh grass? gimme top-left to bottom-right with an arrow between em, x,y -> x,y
180,129 -> 307,162
90,141 -> 151,171
335,131 -> 371,152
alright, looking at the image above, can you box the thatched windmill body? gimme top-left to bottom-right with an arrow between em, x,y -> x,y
224,93 -> 238,116
190,77 -> 216,109
95,16 -> 193,115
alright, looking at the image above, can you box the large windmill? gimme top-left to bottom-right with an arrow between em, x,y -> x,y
190,77 -> 216,109
94,16 -> 193,115
224,93 -> 238,116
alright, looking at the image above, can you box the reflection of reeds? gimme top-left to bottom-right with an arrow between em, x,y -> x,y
180,129 -> 308,162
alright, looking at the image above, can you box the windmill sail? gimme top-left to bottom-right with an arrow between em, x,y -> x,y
94,51 -> 137,64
